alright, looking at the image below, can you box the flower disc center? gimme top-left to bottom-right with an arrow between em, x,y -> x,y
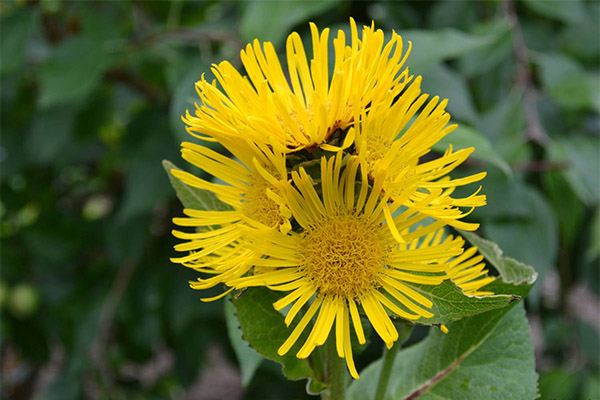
300,215 -> 390,298
242,176 -> 283,228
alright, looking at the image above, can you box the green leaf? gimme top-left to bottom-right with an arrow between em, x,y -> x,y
482,187 -> 557,304
420,64 -> 479,126
397,280 -> 519,326
588,205 -> 600,262
169,58 -> 217,146
231,287 -> 316,382
225,298 -> 263,386
388,232 -> 538,326
118,113 -> 177,219
348,304 -> 538,400
539,369 -> 578,400
432,125 -> 512,177
537,53 -> 600,112
460,231 -> 538,287
522,0 -> 586,25
543,169 -> 586,250
547,136 -> 600,206
456,19 -> 513,78
24,106 -> 76,165
162,160 -> 230,212
0,7 -> 37,77
400,28 -> 505,73
38,36 -> 113,108
239,0 -> 339,49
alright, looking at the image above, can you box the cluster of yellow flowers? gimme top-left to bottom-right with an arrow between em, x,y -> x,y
170,19 -> 493,379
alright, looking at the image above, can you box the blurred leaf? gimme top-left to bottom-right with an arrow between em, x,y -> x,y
169,59 -> 215,146
538,369 -> 578,400
522,0 -> 586,25
583,373 -> 600,400
483,187 -> 557,304
542,170 -> 586,250
239,0 -> 339,48
588,205 -> 600,262
401,28 -> 505,73
481,95 -> 522,142
231,287 -> 316,382
24,106 -> 76,165
560,2 -> 600,61
38,36 -> 112,108
427,1 -> 478,30
537,53 -> 600,112
348,304 -> 538,400
457,19 -> 513,77
475,92 -> 529,163
162,160 -> 229,212
477,173 -> 531,219
225,298 -> 263,386
547,136 -> 600,206
420,64 -> 479,125
432,125 -> 512,177
119,113 -> 177,219
0,6 -> 37,77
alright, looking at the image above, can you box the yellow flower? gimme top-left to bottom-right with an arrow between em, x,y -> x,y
354,75 -> 487,237
169,138 -> 290,300
227,154 -> 492,378
183,18 -> 410,152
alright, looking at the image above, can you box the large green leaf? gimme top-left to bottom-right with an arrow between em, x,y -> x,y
432,125 -> 512,177
231,287 -> 317,382
225,298 -> 263,386
38,36 -> 113,108
162,160 -> 229,212
348,304 -> 538,400
239,0 -> 339,49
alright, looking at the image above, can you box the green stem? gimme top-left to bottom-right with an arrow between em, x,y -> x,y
323,334 -> 347,400
374,323 -> 414,400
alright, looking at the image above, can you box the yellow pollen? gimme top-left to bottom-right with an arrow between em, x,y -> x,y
299,215 -> 390,298
242,175 -> 283,228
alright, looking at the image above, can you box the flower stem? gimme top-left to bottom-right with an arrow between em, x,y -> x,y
323,334 -> 347,400
374,323 -> 414,400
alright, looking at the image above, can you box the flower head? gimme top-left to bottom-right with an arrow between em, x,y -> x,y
170,138 -> 290,299
169,19 -> 495,380
183,18 -> 410,152
227,154 -> 489,378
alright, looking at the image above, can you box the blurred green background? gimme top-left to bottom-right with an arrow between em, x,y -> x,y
1,0 -> 598,399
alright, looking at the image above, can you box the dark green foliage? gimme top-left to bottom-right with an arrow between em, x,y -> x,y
1,1 -> 597,399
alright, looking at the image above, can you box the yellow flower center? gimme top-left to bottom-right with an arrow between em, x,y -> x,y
242,176 -> 283,228
299,215 -> 391,298
365,137 -> 391,172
